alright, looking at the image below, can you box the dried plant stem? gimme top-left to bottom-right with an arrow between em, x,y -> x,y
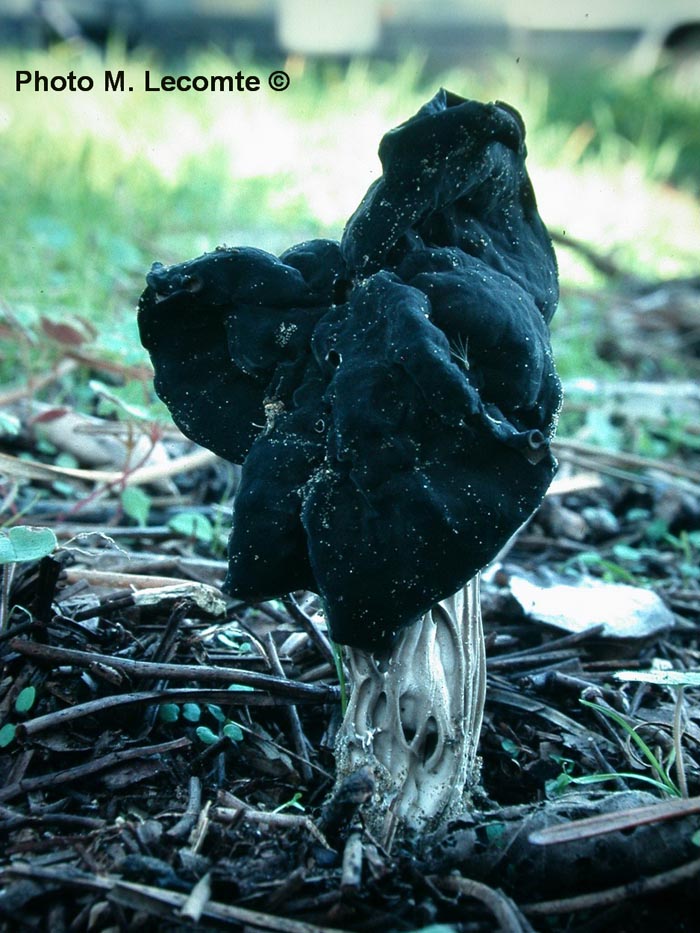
334,576 -> 485,844
673,687 -> 689,799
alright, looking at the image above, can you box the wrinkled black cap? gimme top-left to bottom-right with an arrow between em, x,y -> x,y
137,89 -> 562,651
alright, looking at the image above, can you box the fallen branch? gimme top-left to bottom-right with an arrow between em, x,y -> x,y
61,572 -> 227,617
63,566 -> 217,590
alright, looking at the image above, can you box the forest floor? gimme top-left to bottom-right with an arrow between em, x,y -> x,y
1,259 -> 700,932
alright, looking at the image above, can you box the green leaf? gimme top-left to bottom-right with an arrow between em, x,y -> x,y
121,486 -> 151,527
207,704 -> 226,723
333,642 -> 347,715
182,703 -> 201,723
168,512 -> 214,543
15,686 -> 36,714
195,726 -> 220,745
565,771 -> 679,794
217,632 -> 248,649
0,526 -> 57,565
158,703 -> 180,723
223,722 -> 243,743
273,792 -> 305,813
691,829 -> 700,848
580,698 -> 681,796
409,926 -> 459,933
227,683 -> 255,692
484,822 -> 507,845
0,412 -> 20,437
0,723 -> 16,748
611,544 -> 644,564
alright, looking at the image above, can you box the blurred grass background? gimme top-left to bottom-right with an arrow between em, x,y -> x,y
1,40 -> 700,383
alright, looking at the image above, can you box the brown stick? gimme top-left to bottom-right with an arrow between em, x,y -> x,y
0,447 -> 218,488
62,568 -> 203,590
0,736 -> 190,803
282,596 -> 336,668
529,793 -> 700,847
1,863 -> 350,933
434,874 -> 535,933
212,804 -> 330,850
9,639 -> 340,702
266,633 -> 314,783
166,775 -> 202,840
553,438 -> 700,486
17,686 -> 338,739
522,855 -> 700,916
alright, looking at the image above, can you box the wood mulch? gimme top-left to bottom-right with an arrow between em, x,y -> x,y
1,269 -> 700,931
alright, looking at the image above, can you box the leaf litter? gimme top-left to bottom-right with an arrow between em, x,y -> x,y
1,262 -> 700,931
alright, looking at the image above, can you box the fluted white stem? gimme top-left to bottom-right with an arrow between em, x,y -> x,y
334,576 -> 485,844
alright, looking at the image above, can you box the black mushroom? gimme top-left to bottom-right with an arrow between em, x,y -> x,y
138,88 -> 562,654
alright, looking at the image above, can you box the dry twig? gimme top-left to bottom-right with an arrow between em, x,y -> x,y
0,736 -> 190,803
433,873 -> 535,933
9,639 -> 340,702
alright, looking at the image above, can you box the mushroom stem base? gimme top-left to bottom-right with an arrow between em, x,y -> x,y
334,576 -> 485,845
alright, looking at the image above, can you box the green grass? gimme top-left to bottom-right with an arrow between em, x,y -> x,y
2,41 -> 700,381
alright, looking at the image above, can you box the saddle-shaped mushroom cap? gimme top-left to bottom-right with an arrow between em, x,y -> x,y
138,89 -> 562,651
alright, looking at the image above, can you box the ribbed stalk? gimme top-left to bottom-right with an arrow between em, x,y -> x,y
334,576 -> 486,846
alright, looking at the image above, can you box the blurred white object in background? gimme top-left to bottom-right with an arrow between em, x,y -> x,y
277,0 -> 380,55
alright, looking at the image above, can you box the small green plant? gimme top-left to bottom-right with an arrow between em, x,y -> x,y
158,700 -> 245,747
0,525 -> 58,633
332,642 -> 348,715
549,698 -> 682,798
564,550 -> 642,585
0,412 -> 20,437
196,721 -> 244,746
15,686 -> 36,714
273,792 -> 305,814
0,684 -> 39,749
168,505 -> 232,558
0,525 -> 57,564
168,512 -> 215,544
0,723 -> 16,748
121,486 -> 152,527
661,530 -> 700,582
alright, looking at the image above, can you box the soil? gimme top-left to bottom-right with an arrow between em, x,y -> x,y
1,274 -> 700,932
